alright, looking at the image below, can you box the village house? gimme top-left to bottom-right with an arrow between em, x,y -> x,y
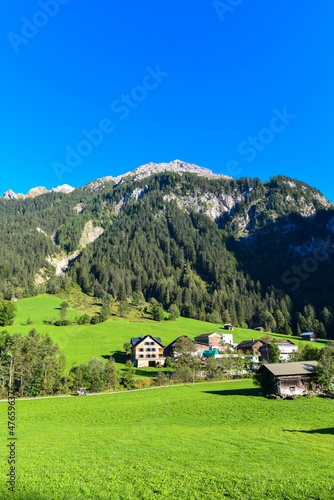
301,332 -> 317,342
131,334 -> 165,367
259,340 -> 298,362
220,333 -> 234,345
194,332 -> 221,350
236,339 -> 264,355
257,361 -> 318,396
164,336 -> 208,358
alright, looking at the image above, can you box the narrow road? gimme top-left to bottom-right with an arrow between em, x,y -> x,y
0,378 -> 252,402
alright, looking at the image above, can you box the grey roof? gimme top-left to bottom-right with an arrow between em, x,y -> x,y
259,360 -> 318,377
301,332 -> 316,336
131,335 -> 163,347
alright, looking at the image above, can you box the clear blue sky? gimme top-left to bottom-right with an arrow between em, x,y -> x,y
1,1 -> 334,200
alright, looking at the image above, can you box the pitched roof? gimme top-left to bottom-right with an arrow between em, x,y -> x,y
237,340 -> 264,349
259,360 -> 318,376
301,332 -> 316,336
131,335 -> 164,347
165,335 -> 193,348
194,332 -> 220,339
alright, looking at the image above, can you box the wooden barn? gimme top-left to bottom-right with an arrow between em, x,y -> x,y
257,361 -> 318,396
301,332 -> 317,342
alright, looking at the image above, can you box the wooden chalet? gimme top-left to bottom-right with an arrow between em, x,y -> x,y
223,323 -> 234,331
301,332 -> 317,342
236,339 -> 264,354
257,361 -> 318,396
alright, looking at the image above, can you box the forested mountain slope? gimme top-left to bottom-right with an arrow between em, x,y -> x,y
1,161 -> 334,337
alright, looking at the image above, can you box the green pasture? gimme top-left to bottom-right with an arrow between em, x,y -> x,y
0,380 -> 333,499
5,295 -> 326,373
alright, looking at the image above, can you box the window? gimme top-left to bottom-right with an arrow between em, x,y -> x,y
139,355 -> 144,358
152,348 -> 156,352
139,348 -> 144,352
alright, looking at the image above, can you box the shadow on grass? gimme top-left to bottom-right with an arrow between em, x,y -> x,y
285,428 -> 334,435
204,388 -> 259,397
102,351 -> 127,364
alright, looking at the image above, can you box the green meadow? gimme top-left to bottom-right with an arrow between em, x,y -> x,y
0,380 -> 333,499
5,295 -> 325,373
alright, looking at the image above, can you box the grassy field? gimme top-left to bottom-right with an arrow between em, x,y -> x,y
0,379 -> 333,499
5,295 -> 326,374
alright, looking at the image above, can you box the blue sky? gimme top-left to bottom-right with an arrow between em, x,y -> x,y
1,1 -> 334,200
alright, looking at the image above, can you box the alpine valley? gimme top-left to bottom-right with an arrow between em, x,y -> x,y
1,160 -> 334,338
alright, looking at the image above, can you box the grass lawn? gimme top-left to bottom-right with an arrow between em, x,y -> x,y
0,380 -> 333,499
5,295 -> 326,374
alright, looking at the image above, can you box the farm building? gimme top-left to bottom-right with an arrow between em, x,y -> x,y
257,361 -> 318,396
223,323 -> 234,331
254,327 -> 265,332
301,332 -> 317,342
236,339 -> 264,355
131,335 -> 165,367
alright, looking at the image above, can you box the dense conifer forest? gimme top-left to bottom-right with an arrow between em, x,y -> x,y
0,171 -> 333,338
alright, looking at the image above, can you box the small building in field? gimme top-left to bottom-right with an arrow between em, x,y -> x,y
257,361 -> 318,396
254,327 -> 265,332
301,332 -> 317,342
221,333 -> 234,345
236,339 -> 264,355
194,333 -> 221,350
131,335 -> 165,367
223,323 -> 234,331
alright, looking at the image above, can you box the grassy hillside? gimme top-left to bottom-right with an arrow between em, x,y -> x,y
6,295 -> 326,372
0,380 -> 333,499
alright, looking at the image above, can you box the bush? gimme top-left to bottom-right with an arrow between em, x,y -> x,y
77,314 -> 91,325
133,378 -> 154,389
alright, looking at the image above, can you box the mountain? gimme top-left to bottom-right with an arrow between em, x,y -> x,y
0,160 -> 333,338
3,184 -> 75,200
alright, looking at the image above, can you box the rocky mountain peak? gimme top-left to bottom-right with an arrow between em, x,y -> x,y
127,160 -> 232,182
3,184 -> 75,200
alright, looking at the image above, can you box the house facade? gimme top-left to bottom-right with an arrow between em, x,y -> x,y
194,333 -> 221,350
131,335 -> 165,367
221,333 -> 233,345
